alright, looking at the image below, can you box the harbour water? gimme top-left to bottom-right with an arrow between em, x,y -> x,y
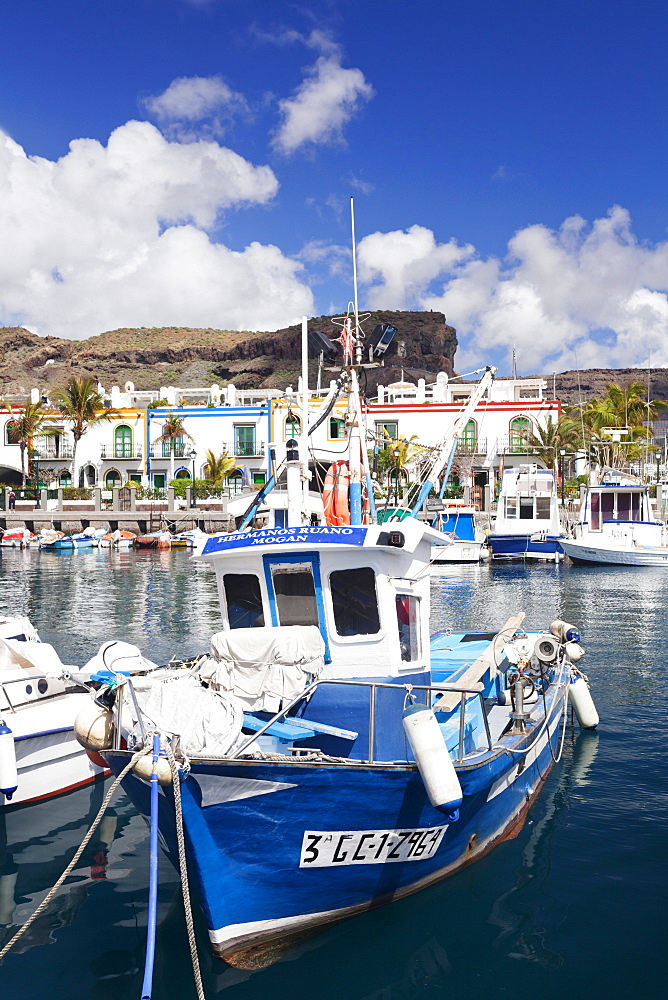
0,548 -> 665,999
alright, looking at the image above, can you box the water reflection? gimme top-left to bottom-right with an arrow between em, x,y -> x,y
0,550 -> 664,1000
487,731 -> 599,970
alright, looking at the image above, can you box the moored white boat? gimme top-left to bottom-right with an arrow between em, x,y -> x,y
0,616 -> 110,808
487,465 -> 565,561
560,473 -> 668,565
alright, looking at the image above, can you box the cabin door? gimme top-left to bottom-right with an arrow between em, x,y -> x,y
262,551 -> 331,662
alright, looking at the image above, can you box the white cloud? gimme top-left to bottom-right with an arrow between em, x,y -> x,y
143,76 -> 249,140
357,209 -> 668,372
357,226 -> 476,309
0,123 -> 314,339
272,51 -> 374,154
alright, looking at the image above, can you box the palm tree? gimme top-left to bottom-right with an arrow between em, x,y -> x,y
203,449 -> 239,488
526,415 -> 582,472
573,381 -> 668,471
1,400 -> 45,486
51,376 -> 113,486
154,412 -> 193,482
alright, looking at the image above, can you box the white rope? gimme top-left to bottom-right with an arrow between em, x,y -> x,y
165,741 -> 206,1000
0,747 -> 150,962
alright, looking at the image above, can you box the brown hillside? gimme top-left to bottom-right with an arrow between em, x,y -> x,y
0,313 -> 457,395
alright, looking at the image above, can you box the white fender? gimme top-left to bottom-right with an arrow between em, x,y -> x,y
132,753 -> 173,786
0,721 -> 18,800
568,676 -> 599,729
402,704 -> 462,820
74,699 -> 114,751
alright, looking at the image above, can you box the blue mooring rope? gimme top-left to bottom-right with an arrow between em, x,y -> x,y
141,734 -> 161,1000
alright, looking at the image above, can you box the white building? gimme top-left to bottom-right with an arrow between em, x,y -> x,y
0,374 -> 561,504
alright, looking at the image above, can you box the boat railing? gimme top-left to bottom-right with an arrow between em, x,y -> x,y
229,677 -> 493,765
115,674 -> 492,765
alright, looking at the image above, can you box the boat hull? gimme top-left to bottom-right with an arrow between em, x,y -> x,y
432,541 -> 487,563
561,538 -> 668,566
106,684 -> 566,968
487,533 -> 563,560
1,692 -> 110,809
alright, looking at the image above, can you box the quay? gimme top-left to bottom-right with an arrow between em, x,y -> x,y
0,486 -> 236,536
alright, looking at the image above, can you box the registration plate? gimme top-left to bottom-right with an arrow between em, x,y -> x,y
299,825 -> 447,868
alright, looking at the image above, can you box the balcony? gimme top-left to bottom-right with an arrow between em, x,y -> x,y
149,442 -> 191,459
226,440 -> 266,459
455,436 -> 489,455
100,444 -> 143,460
32,444 -> 74,460
495,436 -> 539,455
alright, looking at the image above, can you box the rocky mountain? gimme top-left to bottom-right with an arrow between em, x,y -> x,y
552,368 -> 668,405
0,312 -> 457,396
1,316 -> 664,402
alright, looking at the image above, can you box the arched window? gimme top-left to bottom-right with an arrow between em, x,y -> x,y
58,469 -> 72,486
174,467 -> 191,480
114,425 -> 133,458
105,469 -> 121,487
509,416 -> 531,451
460,419 -> 477,452
227,469 -> 243,494
284,412 -> 301,439
5,421 -> 20,445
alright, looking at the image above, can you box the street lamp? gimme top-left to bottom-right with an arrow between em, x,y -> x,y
559,448 -> 566,506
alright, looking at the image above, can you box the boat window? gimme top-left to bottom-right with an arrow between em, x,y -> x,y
519,497 -> 534,519
396,594 -> 421,663
271,565 -> 319,626
617,492 -> 631,521
601,492 -> 614,521
632,492 -> 641,520
590,491 -> 600,530
535,497 -> 551,519
330,567 -> 380,636
505,497 -> 517,519
223,574 -> 264,628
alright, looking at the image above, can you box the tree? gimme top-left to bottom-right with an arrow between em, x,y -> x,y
570,381 -> 668,471
203,449 -> 239,488
526,415 -> 582,472
154,412 -> 193,482
1,400 -> 45,486
51,376 -> 113,485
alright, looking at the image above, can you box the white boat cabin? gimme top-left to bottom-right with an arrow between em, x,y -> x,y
493,465 -> 562,537
576,482 -> 663,546
193,519 -> 445,681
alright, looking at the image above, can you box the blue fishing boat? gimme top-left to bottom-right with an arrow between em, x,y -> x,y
83,211 -> 598,972
89,352 -> 597,971
487,465 -> 565,560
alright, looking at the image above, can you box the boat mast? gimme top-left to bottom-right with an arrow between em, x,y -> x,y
348,198 -> 364,523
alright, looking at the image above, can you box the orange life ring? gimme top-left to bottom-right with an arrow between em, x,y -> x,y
323,461 -> 351,526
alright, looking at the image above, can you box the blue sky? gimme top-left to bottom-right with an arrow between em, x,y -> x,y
0,0 -> 666,375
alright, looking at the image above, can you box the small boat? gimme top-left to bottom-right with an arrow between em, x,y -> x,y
172,528 -> 211,548
0,620 -> 164,809
136,530 -> 172,549
431,501 -> 487,562
99,529 -> 137,550
560,471 -> 668,565
38,529 -> 73,550
0,616 -> 110,807
0,528 -> 37,549
487,464 -> 565,561
90,306 -> 599,969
